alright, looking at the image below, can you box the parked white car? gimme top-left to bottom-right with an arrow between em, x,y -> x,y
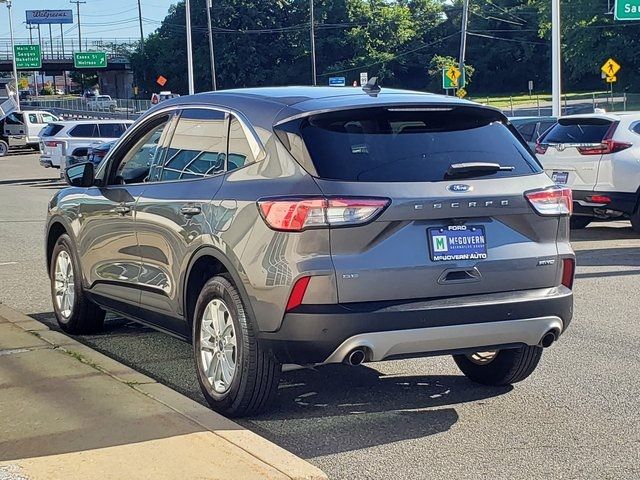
0,110 -> 59,155
536,112 -> 640,231
87,95 -> 117,112
39,119 -> 133,170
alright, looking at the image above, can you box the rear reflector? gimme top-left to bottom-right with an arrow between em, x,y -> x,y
561,258 -> 575,289
586,195 -> 611,204
286,276 -> 311,312
258,197 -> 389,232
525,187 -> 572,216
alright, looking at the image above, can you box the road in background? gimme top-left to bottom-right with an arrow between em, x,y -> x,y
1,153 -> 639,479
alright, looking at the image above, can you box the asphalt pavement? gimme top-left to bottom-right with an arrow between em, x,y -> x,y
1,152 -> 638,479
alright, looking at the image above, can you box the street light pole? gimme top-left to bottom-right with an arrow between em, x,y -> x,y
310,0 -> 317,86
2,0 -> 21,110
185,0 -> 195,94
206,0 -> 217,91
551,0 -> 561,117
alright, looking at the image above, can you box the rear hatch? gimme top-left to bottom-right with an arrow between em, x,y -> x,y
276,105 -> 565,304
39,123 -> 66,159
537,117 -> 616,190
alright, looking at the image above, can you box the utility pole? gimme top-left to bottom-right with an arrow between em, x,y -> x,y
136,0 -> 144,56
70,1 -> 86,52
185,0 -> 195,94
206,0 -> 217,90
26,23 -> 39,98
310,0 -> 317,86
1,0 -> 20,110
551,0 -> 561,117
458,0 -> 470,90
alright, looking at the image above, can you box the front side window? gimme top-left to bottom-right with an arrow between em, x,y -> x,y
159,109 -> 227,181
42,113 -> 57,123
110,114 -> 173,185
98,123 -> 127,138
70,124 -> 98,138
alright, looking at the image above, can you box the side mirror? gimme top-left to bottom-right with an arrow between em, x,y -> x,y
65,162 -> 95,187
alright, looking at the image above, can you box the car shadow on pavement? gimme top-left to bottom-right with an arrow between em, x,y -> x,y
574,245 -> 640,279
570,223 -> 636,241
243,364 -> 511,457
32,311 -> 512,457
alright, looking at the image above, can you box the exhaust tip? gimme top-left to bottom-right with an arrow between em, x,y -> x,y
344,348 -> 366,366
540,331 -> 557,348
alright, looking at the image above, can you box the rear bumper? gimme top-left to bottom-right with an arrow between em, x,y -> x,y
260,286 -> 573,365
572,189 -> 638,217
39,156 -> 54,168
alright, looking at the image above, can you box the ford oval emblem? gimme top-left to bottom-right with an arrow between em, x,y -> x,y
447,184 -> 473,193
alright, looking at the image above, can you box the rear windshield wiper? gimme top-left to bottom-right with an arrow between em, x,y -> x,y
445,162 -> 515,179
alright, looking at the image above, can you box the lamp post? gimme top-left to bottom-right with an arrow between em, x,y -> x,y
551,0 -> 561,116
206,0 -> 217,90
1,0 -> 20,110
185,0 -> 195,94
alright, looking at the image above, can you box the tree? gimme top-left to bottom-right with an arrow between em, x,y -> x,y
427,54 -> 474,91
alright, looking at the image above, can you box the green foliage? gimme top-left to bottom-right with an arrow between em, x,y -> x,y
130,0 -> 640,95
427,54 -> 474,90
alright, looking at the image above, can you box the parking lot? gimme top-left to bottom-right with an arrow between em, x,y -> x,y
1,152 -> 638,479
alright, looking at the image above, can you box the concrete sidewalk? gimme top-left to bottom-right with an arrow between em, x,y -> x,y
0,304 -> 326,480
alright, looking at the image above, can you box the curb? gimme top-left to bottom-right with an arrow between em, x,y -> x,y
0,303 -> 327,480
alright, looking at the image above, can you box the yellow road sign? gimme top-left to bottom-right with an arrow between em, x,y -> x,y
446,66 -> 462,85
601,58 -> 621,78
456,88 -> 467,99
606,76 -> 617,83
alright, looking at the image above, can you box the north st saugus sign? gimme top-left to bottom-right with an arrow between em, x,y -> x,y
615,0 -> 640,20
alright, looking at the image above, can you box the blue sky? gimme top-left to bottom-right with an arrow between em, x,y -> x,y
0,0 -> 175,42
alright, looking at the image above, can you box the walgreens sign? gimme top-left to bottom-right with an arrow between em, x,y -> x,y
26,10 -> 74,25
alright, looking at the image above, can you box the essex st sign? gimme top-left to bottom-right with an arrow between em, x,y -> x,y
615,0 -> 640,20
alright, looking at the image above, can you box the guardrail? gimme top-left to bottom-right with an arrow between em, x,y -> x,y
24,97 -> 152,120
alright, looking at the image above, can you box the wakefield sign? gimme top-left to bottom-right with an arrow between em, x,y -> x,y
615,0 -> 640,20
26,10 -> 74,25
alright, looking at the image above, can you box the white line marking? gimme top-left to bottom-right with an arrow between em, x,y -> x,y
0,262 -> 19,266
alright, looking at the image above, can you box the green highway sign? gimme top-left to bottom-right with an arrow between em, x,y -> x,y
73,52 -> 107,69
615,0 -> 640,20
14,44 -> 41,69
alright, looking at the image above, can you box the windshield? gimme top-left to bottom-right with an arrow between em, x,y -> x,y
276,106 -> 540,182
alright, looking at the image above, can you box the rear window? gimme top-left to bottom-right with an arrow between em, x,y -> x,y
276,106 -> 540,182
541,118 -> 612,144
69,124 -> 98,137
41,124 -> 64,137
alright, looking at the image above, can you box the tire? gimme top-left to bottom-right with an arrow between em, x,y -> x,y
453,345 -> 543,386
570,216 -> 592,230
631,209 -> 640,233
0,140 -> 8,157
192,275 -> 281,417
50,234 -> 105,334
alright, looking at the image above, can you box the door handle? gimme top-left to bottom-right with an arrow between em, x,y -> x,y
114,204 -> 131,215
180,205 -> 201,217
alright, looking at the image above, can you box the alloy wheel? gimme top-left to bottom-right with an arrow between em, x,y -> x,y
54,250 -> 75,319
199,299 -> 238,393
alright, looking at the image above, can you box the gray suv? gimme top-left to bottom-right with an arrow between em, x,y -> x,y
46,86 -> 575,417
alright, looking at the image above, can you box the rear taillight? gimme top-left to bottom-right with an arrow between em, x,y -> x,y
577,121 -> 631,155
561,258 -> 575,289
577,139 -> 632,155
525,187 -> 572,216
258,197 -> 390,232
45,140 -> 62,147
535,143 -> 548,155
285,276 -> 311,312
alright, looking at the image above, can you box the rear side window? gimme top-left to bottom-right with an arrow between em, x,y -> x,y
98,123 -> 126,138
69,124 -> 98,137
631,122 -> 640,135
42,113 -> 57,123
160,108 -> 227,181
227,116 -> 256,171
28,113 -> 38,124
541,118 -> 612,144
41,124 -> 64,137
277,106 -> 540,182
